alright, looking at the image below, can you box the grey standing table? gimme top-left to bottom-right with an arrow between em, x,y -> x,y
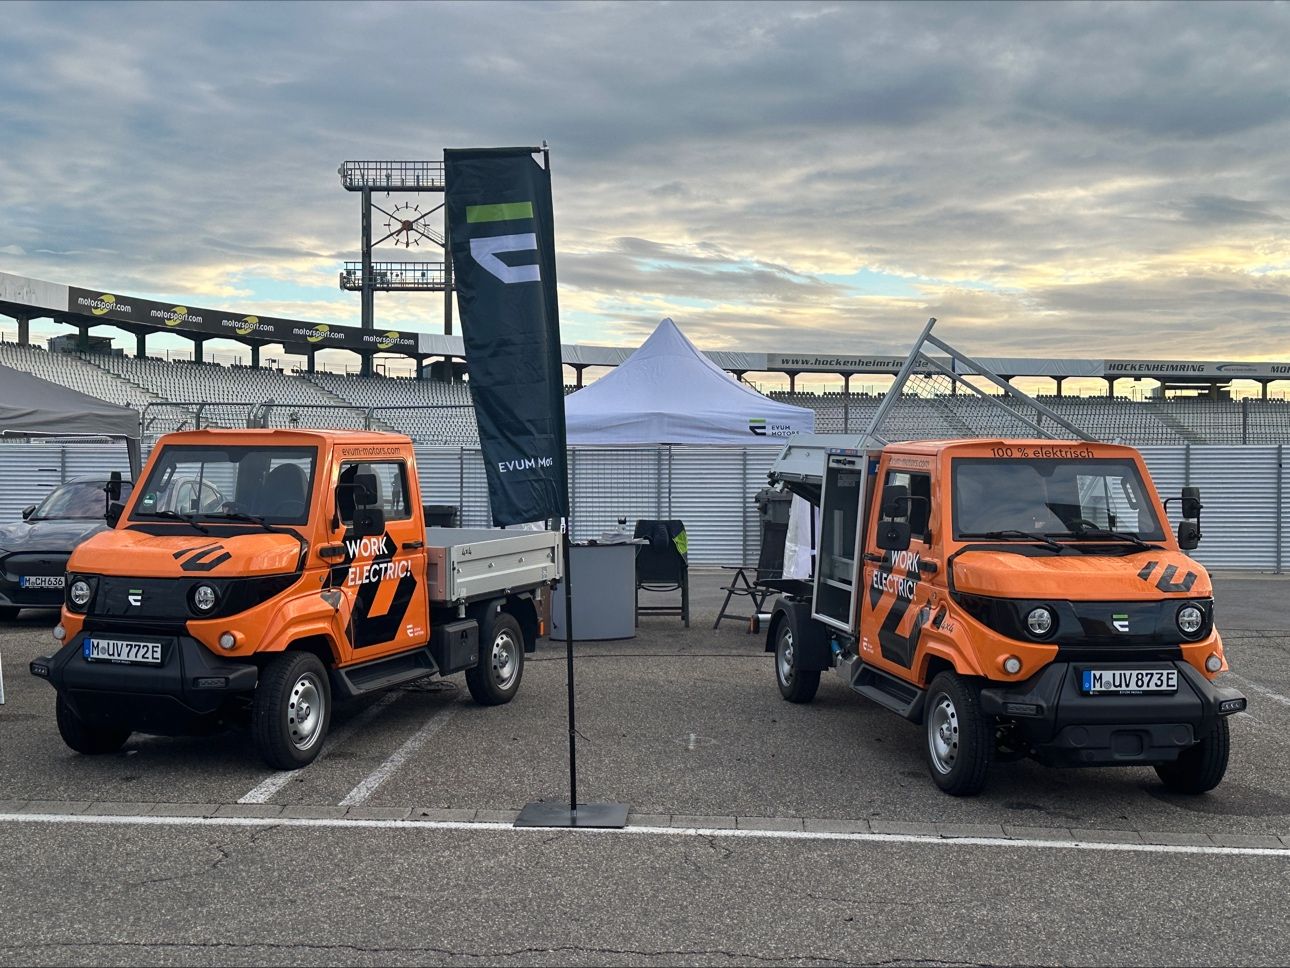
549,540 -> 645,641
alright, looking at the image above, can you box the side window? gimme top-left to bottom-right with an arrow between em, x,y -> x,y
338,461 -> 411,524
882,470 -> 932,543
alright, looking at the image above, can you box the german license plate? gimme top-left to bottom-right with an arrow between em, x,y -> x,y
19,575 -> 64,589
84,638 -> 162,665
1082,669 -> 1177,695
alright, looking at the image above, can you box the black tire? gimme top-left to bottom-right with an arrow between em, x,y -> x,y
56,695 -> 130,755
466,610 -> 525,706
774,618 -> 819,703
924,671 -> 992,796
252,651 -> 331,770
1155,717 -> 1230,794
0,606 -> 19,621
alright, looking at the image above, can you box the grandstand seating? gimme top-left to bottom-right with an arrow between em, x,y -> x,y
3,341 -> 1290,446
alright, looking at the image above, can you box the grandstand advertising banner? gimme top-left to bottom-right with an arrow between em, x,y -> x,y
445,147 -> 568,526
66,287 -> 420,356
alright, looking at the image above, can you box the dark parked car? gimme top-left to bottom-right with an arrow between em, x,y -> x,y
0,475 -> 132,620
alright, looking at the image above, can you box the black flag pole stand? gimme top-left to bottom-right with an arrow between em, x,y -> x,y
514,143 -> 628,830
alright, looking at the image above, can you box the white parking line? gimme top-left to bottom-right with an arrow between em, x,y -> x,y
1226,673 -> 1290,708
338,703 -> 459,807
2,811 -> 1288,859
237,691 -> 405,804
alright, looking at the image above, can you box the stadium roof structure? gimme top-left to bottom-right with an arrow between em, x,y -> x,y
0,362 -> 141,474
3,270 -> 1290,386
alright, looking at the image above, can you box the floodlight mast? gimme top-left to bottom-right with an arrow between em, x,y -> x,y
863,318 -> 1095,444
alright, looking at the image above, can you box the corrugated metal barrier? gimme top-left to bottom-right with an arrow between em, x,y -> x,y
1,440 -> 1285,571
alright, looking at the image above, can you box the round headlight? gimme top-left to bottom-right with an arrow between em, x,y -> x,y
1025,606 -> 1054,637
192,584 -> 218,613
1178,604 -> 1204,637
69,579 -> 92,608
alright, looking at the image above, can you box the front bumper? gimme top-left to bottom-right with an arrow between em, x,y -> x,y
30,632 -> 258,735
979,661 -> 1246,767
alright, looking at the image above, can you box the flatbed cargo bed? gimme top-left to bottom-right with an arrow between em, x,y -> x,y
424,527 -> 562,605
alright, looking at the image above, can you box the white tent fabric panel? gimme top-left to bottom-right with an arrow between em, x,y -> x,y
565,318 -> 814,445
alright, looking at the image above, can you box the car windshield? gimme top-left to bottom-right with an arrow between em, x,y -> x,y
953,457 -> 1166,542
32,480 -> 133,520
131,445 -> 317,526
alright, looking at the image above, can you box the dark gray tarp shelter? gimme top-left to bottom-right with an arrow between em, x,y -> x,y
0,363 -> 141,476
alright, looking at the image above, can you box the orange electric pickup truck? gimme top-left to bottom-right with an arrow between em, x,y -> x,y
30,428 -> 560,769
765,435 -> 1247,796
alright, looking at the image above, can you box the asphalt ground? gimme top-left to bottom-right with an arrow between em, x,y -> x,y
1,572 -> 1289,966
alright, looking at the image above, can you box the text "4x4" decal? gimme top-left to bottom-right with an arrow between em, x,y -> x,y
1136,560 -> 1197,593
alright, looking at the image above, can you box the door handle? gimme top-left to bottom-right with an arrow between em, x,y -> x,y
402,540 -> 424,550
863,553 -> 884,563
318,544 -> 347,561
919,559 -> 939,574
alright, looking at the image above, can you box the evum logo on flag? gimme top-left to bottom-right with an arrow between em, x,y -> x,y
467,202 -> 541,284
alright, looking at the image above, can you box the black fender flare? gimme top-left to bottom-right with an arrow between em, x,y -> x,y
765,598 -> 832,672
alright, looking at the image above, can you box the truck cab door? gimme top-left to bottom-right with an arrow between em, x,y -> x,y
861,462 -> 936,674
811,452 -> 876,633
332,460 -> 429,659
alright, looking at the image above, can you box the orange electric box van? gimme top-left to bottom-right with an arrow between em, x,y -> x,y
31,429 -> 560,769
766,435 -> 1247,795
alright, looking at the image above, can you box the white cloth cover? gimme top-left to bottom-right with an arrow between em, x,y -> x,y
565,318 -> 814,445
783,493 -> 817,580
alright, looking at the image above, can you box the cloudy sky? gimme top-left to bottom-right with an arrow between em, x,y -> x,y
1,0 -> 1288,374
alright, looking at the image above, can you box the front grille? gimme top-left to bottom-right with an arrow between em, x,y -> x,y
3,553 -> 69,578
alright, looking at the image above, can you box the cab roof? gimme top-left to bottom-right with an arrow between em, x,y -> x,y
156,428 -> 412,447
884,438 -> 1139,458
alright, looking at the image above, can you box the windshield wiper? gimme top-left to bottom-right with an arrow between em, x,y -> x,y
1051,527 -> 1157,550
136,510 -> 209,534
203,511 -> 284,534
960,530 -> 1066,552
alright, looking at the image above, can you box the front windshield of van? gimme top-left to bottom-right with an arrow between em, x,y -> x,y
952,457 -> 1165,541
131,445 -> 317,525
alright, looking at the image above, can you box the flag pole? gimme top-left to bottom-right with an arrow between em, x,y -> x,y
514,144 -> 626,829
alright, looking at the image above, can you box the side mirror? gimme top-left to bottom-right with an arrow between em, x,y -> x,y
1181,486 -> 1202,521
351,505 -> 386,540
105,502 -> 125,529
1177,519 -> 1201,551
21,505 -> 36,521
876,520 -> 912,552
106,471 -> 123,502
881,483 -> 909,519
353,472 -> 379,507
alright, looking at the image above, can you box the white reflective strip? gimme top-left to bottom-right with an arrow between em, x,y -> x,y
0,812 -> 1287,859
237,691 -> 404,804
338,704 -> 458,806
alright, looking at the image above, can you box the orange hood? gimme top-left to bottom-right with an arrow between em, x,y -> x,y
68,528 -> 303,579
951,548 -> 1211,601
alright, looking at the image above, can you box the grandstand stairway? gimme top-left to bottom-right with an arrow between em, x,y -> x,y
1147,404 -> 1208,445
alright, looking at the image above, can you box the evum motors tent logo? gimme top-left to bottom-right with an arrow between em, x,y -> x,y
466,201 -> 541,284
749,418 -> 795,438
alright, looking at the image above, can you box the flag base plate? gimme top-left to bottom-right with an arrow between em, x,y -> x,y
513,801 -> 629,829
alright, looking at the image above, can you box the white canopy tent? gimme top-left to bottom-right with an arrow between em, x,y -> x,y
565,318 -> 814,445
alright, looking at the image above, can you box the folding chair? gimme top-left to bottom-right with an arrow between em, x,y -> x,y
634,519 -> 690,628
713,519 -> 786,630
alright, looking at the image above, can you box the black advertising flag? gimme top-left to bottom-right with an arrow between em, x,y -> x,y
445,147 -> 568,526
